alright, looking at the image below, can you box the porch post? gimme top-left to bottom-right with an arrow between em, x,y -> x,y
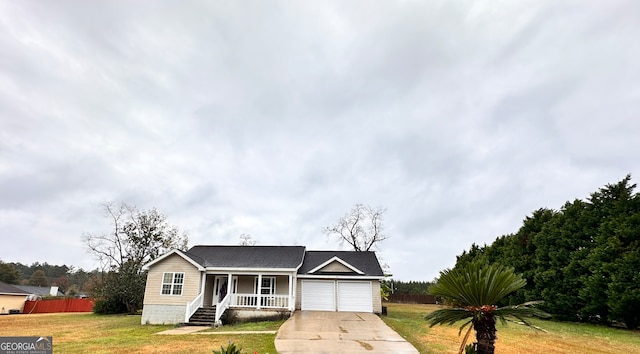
200,272 -> 206,294
227,273 -> 232,304
288,274 -> 293,311
257,274 -> 262,309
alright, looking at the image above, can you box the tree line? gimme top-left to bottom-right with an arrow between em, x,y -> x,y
383,280 -> 434,295
0,260 -> 101,297
452,175 -> 640,329
2,202 -> 187,314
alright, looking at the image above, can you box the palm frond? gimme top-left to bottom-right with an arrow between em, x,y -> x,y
494,301 -> 551,332
458,325 -> 474,354
424,308 -> 473,327
429,261 -> 526,306
457,319 -> 472,336
503,317 -> 549,332
496,301 -> 551,319
427,262 -> 549,353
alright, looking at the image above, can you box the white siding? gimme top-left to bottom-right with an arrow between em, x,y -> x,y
319,261 -> 352,273
142,254 -> 201,306
371,280 -> 382,313
295,278 -> 303,310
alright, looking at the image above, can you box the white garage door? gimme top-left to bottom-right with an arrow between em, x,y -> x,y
338,281 -> 372,312
301,280 -> 335,311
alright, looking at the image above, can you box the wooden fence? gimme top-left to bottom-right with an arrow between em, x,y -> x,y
387,294 -> 437,304
23,298 -> 94,314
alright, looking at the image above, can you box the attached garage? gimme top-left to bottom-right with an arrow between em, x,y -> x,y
301,280 -> 335,311
296,251 -> 384,313
301,280 -> 373,312
337,281 -> 372,312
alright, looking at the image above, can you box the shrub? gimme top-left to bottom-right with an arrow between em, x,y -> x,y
221,310 -> 290,325
213,341 -> 242,354
93,298 -> 128,314
465,343 -> 478,354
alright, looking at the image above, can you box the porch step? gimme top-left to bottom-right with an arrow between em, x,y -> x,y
187,306 -> 217,326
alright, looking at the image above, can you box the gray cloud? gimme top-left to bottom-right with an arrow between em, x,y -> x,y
1,0 -> 639,280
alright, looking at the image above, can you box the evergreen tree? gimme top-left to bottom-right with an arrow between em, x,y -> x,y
451,175 -> 640,328
0,261 -> 21,284
580,176 -> 640,328
531,200 -> 592,319
28,269 -> 49,287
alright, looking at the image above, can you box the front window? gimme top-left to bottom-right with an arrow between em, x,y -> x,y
255,277 -> 276,295
161,272 -> 184,295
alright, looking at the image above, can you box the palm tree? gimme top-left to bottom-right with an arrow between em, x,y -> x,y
425,261 -> 549,354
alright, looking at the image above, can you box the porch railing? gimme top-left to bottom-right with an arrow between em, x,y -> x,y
215,293 -> 231,324
185,291 -> 204,323
231,294 -> 289,308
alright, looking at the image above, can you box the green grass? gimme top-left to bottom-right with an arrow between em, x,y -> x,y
202,319 -> 286,332
381,303 -> 440,353
6,305 -> 637,353
381,303 -> 640,354
0,313 -> 280,353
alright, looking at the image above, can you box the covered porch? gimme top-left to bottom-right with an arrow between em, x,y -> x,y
186,271 -> 296,325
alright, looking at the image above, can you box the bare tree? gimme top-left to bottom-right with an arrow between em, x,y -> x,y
82,202 -> 188,313
324,203 -> 387,251
239,233 -> 257,246
83,202 -> 188,272
83,202 -> 130,271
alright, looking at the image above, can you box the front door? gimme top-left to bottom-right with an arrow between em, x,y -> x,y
213,276 -> 237,304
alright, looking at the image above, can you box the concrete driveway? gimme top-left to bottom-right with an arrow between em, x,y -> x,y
275,311 -> 419,354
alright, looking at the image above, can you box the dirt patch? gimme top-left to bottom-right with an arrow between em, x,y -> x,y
355,340 -> 373,350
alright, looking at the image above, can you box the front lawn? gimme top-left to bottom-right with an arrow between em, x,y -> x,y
201,319 -> 286,332
0,313 -> 277,353
381,303 -> 640,354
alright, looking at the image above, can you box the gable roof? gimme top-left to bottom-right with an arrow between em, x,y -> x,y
185,246 -> 306,269
308,256 -> 365,274
0,281 -> 30,295
142,249 -> 205,271
298,251 -> 384,277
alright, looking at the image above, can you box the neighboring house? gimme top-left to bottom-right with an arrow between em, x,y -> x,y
141,245 -> 385,325
0,281 -> 30,314
13,285 -> 64,298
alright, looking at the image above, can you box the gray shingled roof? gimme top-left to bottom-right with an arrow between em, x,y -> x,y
298,251 -> 384,276
0,281 -> 30,295
185,246 -> 306,269
13,285 -> 64,296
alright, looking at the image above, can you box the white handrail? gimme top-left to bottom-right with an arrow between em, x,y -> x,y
215,293 -> 231,324
185,291 -> 204,323
232,294 -> 289,308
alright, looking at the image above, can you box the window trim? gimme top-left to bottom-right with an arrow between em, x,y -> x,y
161,272 -> 185,296
254,276 -> 276,295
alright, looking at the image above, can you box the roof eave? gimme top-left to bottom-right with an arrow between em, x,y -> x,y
297,274 -> 385,280
307,256 -> 365,275
205,267 -> 299,273
142,249 -> 205,271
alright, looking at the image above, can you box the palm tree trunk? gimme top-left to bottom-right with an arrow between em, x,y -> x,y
473,315 -> 497,354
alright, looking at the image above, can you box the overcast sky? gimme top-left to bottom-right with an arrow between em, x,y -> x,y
1,1 -> 639,281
